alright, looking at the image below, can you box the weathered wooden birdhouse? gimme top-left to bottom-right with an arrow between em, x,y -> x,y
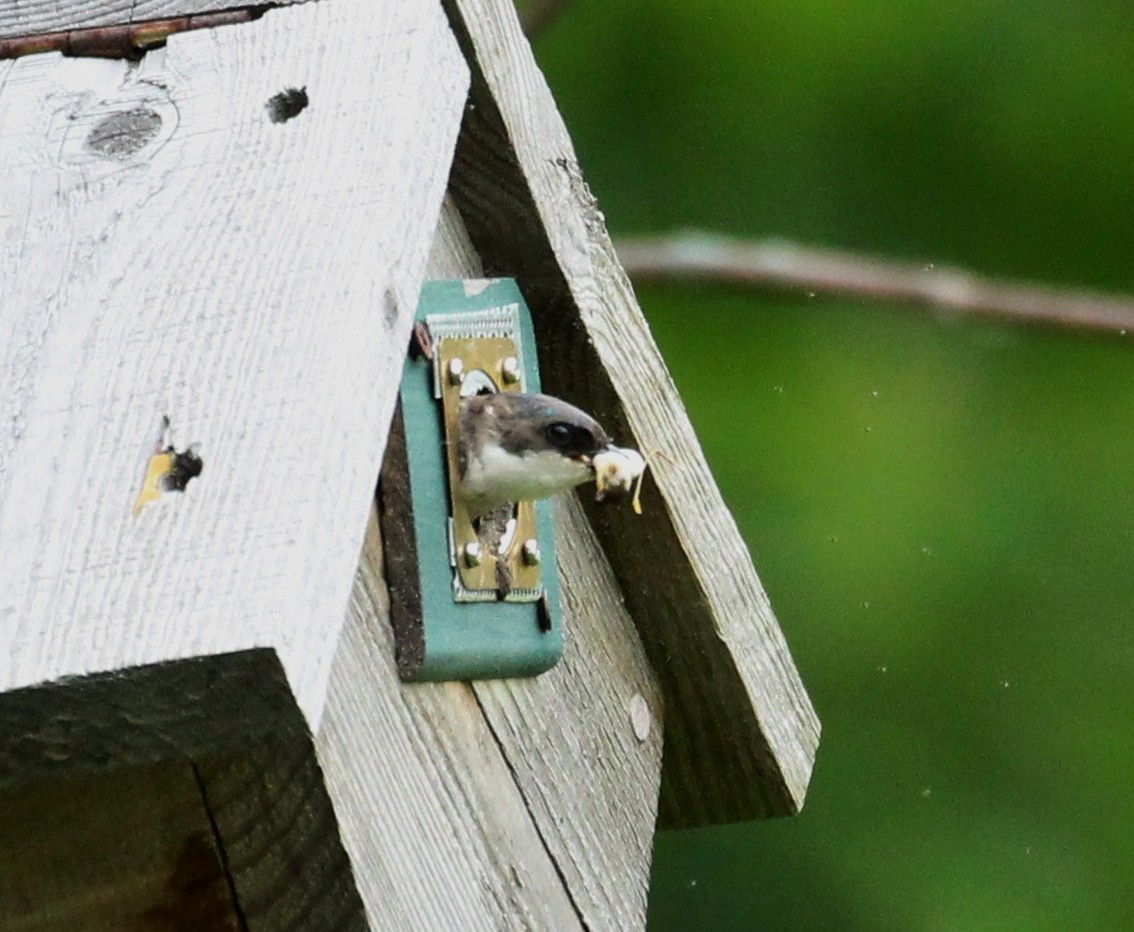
0,0 -> 819,928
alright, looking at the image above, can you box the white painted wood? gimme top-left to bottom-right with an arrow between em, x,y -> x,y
446,0 -> 819,826
0,0 -> 468,725
317,505 -> 584,932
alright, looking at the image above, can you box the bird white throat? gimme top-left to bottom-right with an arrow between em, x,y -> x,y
461,440 -> 594,515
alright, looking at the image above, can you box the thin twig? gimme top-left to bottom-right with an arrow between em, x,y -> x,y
519,0 -> 575,39
615,231 -> 1134,334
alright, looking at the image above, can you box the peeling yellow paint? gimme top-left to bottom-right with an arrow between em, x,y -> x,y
133,450 -> 175,516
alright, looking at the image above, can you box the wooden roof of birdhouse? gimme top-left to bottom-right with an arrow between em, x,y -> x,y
0,0 -> 818,928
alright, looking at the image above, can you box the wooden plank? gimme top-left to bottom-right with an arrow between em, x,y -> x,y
0,651 -> 368,930
0,0 -> 307,41
0,0 -> 468,726
426,199 -> 664,926
0,761 -> 241,931
443,0 -> 820,827
472,495 -> 664,930
427,194 -> 485,278
0,650 -> 303,786
315,504 -> 584,932
197,745 -> 368,931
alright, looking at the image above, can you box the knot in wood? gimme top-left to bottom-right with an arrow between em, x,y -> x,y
85,107 -> 162,160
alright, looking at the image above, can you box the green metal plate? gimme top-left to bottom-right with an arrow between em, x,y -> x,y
387,279 -> 563,681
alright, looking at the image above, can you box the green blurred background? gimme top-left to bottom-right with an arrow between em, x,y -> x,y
525,2 -> 1134,930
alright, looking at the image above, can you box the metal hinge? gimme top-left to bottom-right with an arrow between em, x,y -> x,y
0,7 -> 268,61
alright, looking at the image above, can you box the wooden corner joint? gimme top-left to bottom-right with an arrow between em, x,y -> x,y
0,8 -> 265,61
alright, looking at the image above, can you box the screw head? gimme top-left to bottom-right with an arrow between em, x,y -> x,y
462,541 -> 482,567
447,358 -> 465,385
501,356 -> 521,385
521,538 -> 541,566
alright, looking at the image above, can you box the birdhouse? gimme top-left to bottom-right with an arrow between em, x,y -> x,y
0,0 -> 820,928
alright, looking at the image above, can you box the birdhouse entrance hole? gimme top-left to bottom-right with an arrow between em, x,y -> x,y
0,650 -> 368,930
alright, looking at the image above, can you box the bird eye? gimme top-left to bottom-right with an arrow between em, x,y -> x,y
546,422 -> 573,446
544,420 -> 601,456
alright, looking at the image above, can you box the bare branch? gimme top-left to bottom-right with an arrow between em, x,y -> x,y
615,231 -> 1134,334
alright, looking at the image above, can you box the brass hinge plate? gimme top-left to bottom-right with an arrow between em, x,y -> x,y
428,305 -> 542,602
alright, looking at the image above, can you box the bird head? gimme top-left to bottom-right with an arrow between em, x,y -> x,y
458,392 -> 632,516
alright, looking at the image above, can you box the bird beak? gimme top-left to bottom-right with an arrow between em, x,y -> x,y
577,443 -> 613,476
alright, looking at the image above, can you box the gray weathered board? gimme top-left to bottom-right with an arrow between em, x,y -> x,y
312,198 -> 664,930
0,0 -> 467,725
443,0 -> 820,826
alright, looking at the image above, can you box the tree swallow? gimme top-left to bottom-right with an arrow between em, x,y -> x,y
458,392 -> 642,516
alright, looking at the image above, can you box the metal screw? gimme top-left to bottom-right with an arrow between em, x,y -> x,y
521,538 -> 541,566
462,541 -> 483,567
447,358 -> 465,385
501,356 -> 520,385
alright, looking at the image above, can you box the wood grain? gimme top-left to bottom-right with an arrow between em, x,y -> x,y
427,194 -> 485,279
472,494 -> 664,929
312,202 -> 661,930
428,198 -> 662,925
375,403 -> 427,678
423,204 -> 663,926
0,650 -> 366,930
444,0 -> 820,827
0,762 -> 241,931
0,649 -> 302,785
316,505 -> 584,932
360,466 -> 662,930
0,0 -> 467,726
197,746 -> 369,931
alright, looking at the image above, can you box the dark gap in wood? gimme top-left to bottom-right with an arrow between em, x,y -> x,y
0,6 -> 271,61
376,401 -> 426,678
536,591 -> 553,632
192,761 -> 252,932
467,686 -> 591,931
